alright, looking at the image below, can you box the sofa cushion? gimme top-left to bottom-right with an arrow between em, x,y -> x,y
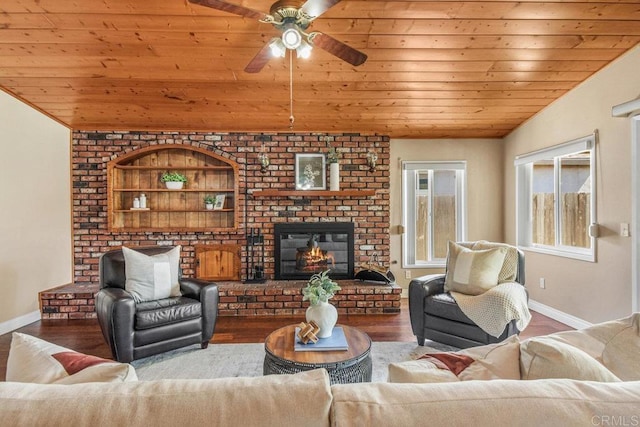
520,336 -> 620,382
6,333 -> 137,384
135,297 -> 202,330
123,245 -> 181,302
331,379 -> 640,427
537,313 -> 640,381
0,369 -> 332,427
444,241 -> 507,295
423,292 -> 476,325
388,335 -> 521,383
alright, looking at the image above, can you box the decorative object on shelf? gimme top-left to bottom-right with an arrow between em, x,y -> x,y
139,193 -> 147,209
366,150 -> 378,173
296,321 -> 320,344
203,195 -> 215,210
295,153 -> 326,190
213,194 -> 226,210
303,270 -> 341,338
160,171 -> 187,190
257,143 -> 270,174
327,145 -> 340,192
133,197 -> 140,209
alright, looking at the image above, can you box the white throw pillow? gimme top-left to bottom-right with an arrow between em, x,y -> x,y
123,245 -> 181,302
444,241 -> 507,295
520,336 -> 621,382
6,333 -> 137,384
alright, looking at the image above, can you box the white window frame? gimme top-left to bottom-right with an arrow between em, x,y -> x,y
515,133 -> 597,262
402,161 -> 467,268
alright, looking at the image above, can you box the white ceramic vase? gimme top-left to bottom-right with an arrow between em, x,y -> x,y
329,162 -> 340,191
165,181 -> 184,190
306,301 -> 338,338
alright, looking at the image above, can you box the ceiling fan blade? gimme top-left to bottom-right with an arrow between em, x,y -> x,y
244,39 -> 277,73
189,0 -> 269,20
308,32 -> 367,66
300,0 -> 342,19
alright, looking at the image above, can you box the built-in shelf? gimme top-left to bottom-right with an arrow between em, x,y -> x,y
251,189 -> 376,198
107,144 -> 239,232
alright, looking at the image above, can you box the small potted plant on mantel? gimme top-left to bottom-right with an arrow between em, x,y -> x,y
302,270 -> 341,338
203,195 -> 215,210
161,171 -> 187,190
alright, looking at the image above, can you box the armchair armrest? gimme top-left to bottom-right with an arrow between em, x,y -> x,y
180,278 -> 219,346
95,287 -> 136,363
409,274 -> 446,341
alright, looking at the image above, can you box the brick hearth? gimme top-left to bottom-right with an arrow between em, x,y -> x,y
39,281 -> 402,319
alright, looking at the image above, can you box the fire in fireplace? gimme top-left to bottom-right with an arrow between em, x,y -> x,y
274,223 -> 354,280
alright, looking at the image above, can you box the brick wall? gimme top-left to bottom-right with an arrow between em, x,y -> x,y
72,131 -> 391,291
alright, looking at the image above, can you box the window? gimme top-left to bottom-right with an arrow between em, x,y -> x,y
515,133 -> 597,261
402,161 -> 466,267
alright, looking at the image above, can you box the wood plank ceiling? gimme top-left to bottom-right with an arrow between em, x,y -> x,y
1,0 -> 640,138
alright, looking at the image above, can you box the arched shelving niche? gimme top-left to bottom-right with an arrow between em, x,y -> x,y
107,144 -> 239,232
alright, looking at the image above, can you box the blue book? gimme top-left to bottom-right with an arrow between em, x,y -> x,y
294,326 -> 349,351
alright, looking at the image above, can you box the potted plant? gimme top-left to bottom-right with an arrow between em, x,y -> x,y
161,171 -> 187,190
203,195 -> 215,210
302,270 -> 341,338
327,147 -> 340,191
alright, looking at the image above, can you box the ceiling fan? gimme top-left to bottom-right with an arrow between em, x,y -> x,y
189,0 -> 368,73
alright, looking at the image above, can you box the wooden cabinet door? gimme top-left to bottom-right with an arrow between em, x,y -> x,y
195,244 -> 241,281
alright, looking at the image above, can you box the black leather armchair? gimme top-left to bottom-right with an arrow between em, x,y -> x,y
409,243 -> 526,349
96,246 -> 219,363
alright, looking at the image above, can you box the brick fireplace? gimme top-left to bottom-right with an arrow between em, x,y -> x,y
40,131 -> 397,319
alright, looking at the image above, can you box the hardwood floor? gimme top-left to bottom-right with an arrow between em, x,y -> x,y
0,300 -> 572,381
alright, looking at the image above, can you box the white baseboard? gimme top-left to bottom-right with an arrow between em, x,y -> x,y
528,299 -> 592,330
0,310 -> 41,336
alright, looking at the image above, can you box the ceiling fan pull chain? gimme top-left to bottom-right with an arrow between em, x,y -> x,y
289,51 -> 295,130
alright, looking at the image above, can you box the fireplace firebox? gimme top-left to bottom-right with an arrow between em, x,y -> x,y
274,223 -> 354,280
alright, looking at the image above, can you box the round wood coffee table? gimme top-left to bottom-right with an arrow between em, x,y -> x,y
263,324 -> 372,384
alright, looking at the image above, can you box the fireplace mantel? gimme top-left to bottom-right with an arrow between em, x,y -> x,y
252,189 -> 375,198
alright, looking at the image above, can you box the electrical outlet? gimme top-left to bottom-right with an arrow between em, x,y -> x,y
539,278 -> 545,289
405,270 -> 412,279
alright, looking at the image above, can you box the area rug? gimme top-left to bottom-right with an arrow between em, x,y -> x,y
132,340 -> 456,382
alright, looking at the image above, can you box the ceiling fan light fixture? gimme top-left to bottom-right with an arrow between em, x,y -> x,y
281,23 -> 302,49
269,38 -> 286,57
296,40 -> 312,59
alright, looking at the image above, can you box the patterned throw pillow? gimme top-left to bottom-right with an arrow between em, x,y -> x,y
444,241 -> 507,295
5,333 -> 137,384
472,240 -> 519,283
123,245 -> 181,302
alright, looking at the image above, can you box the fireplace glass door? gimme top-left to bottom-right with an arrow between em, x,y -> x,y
274,223 -> 354,280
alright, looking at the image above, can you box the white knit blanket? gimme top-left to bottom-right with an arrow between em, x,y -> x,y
451,282 -> 531,337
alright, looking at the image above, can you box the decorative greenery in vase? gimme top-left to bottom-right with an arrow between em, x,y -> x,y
302,270 -> 341,305
203,195 -> 215,209
327,147 -> 340,164
160,171 -> 187,183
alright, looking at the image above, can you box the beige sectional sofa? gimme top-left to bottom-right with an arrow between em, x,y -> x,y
1,369 -> 640,427
2,314 -> 640,426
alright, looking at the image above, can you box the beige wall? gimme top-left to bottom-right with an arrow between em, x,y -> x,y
0,90 -> 72,330
389,139 -> 504,292
503,46 -> 640,323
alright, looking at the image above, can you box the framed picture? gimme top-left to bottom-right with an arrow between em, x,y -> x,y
295,153 -> 326,190
213,194 -> 226,210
